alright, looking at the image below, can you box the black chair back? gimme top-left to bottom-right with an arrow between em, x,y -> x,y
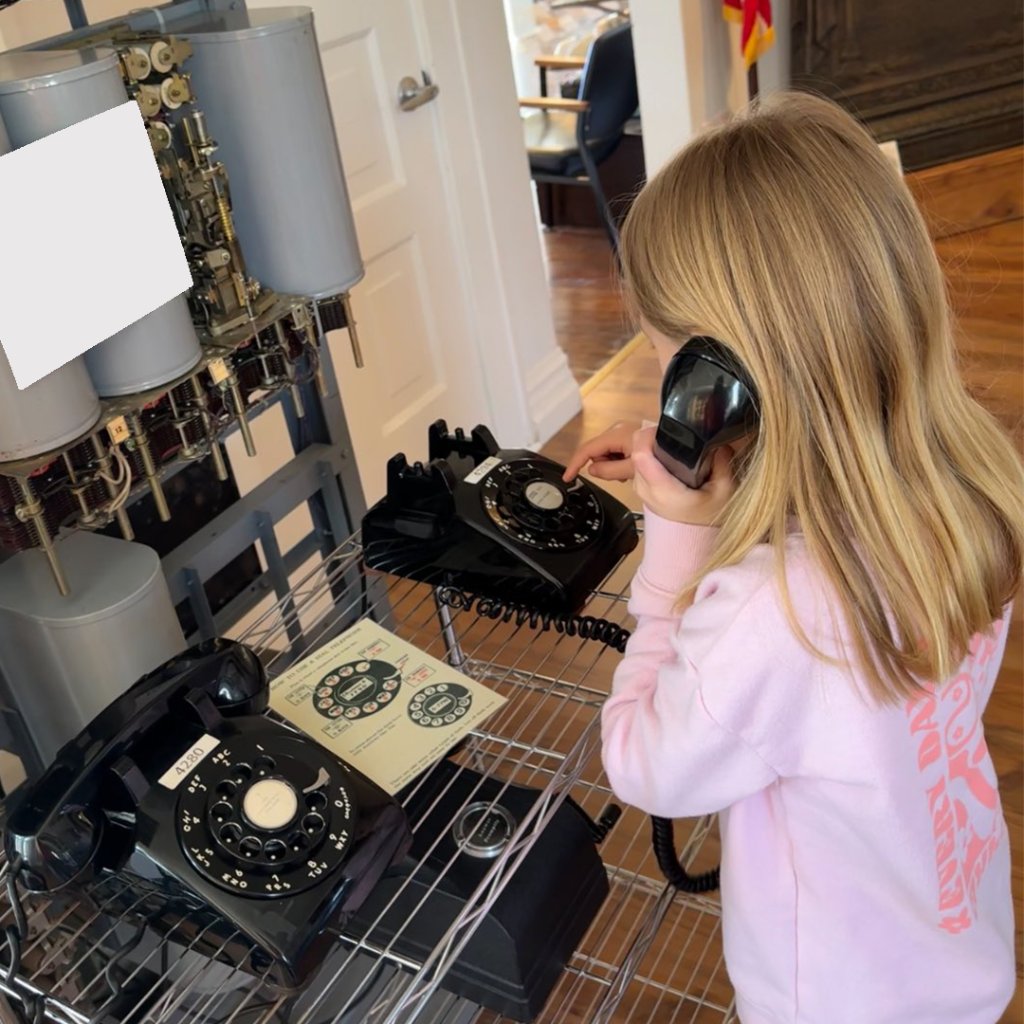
577,23 -> 638,144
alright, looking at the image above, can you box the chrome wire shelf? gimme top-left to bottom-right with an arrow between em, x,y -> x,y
0,534 -> 735,1024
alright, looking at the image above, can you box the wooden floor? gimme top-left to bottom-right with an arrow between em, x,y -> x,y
543,229 -> 633,387
540,147 -> 1024,1022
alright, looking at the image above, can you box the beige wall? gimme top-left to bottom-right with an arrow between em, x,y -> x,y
632,0 -> 791,176
0,1 -> 140,48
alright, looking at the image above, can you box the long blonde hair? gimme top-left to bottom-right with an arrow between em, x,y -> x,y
620,91 -> 1023,704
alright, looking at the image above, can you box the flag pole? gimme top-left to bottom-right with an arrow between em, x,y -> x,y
748,61 -> 760,102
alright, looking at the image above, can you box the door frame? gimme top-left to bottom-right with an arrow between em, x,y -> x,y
414,0 -> 581,448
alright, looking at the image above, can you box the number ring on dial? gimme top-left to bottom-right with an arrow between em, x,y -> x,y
177,735 -> 356,898
480,460 -> 603,551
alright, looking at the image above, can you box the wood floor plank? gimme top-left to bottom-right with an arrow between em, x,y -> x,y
543,229 -> 631,387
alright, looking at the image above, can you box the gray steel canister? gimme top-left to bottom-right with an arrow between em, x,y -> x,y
0,532 -> 186,771
0,81 -> 100,460
183,7 -> 365,298
0,48 -> 201,399
85,294 -> 201,397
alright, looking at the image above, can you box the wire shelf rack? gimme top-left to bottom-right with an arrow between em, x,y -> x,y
0,534 -> 736,1024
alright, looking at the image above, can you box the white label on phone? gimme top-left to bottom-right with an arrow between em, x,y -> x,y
464,456 -> 502,485
159,734 -> 220,789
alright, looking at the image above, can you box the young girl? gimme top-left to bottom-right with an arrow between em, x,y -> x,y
564,93 -> 1023,1023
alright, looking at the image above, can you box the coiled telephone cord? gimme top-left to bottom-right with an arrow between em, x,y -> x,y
1,857 -> 44,1024
435,586 -> 632,653
434,586 -> 720,894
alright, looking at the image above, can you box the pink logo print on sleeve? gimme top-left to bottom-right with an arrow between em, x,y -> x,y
905,622 -> 1005,935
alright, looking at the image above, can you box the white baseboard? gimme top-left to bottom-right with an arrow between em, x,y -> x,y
525,347 -> 581,445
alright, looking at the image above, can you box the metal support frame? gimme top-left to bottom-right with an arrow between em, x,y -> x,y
62,0 -> 87,30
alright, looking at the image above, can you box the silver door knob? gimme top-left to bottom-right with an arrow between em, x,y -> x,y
398,71 -> 440,112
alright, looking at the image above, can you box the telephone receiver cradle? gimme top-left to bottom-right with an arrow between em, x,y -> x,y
362,420 -> 639,615
653,336 -> 758,489
3,638 -> 412,990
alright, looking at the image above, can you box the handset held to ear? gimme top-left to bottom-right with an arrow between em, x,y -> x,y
653,337 -> 758,489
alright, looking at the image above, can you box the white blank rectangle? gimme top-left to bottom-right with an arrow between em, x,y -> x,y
0,101 -> 192,390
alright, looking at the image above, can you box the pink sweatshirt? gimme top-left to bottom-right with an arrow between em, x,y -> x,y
601,510 -> 1015,1024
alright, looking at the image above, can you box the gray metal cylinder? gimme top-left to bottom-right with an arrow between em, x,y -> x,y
0,84 -> 100,461
0,48 -> 201,398
0,532 -> 186,771
85,294 -> 201,396
183,7 -> 365,299
0,48 -> 126,145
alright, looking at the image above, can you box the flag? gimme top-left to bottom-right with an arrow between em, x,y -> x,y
722,0 -> 775,69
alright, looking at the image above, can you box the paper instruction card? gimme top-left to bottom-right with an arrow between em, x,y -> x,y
270,619 -> 507,795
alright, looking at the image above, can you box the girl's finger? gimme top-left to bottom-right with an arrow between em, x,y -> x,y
562,447 -> 596,481
631,426 -> 657,456
563,436 -> 632,481
589,457 -> 634,481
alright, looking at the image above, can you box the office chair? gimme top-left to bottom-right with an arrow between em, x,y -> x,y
520,21 -> 638,253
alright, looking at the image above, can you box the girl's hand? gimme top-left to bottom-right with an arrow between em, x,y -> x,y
562,421 -> 642,482
631,427 -> 737,525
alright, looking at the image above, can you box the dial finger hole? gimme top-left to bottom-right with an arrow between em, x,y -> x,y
254,755 -> 276,776
306,791 -> 328,812
216,780 -> 237,798
302,812 -> 326,835
264,839 -> 287,862
288,831 -> 310,853
239,836 -> 262,858
233,764 -> 252,783
219,823 -> 243,845
212,801 -> 233,824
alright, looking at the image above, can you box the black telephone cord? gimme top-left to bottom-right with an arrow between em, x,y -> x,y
435,587 -> 720,894
2,858 -> 45,1024
435,586 -> 632,653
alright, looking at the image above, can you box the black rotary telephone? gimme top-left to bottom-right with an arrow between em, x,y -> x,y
3,639 -> 412,990
362,420 -> 639,618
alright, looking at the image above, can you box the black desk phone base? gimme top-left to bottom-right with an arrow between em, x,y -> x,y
3,640 -> 412,991
348,759 -> 612,1022
362,420 -> 639,616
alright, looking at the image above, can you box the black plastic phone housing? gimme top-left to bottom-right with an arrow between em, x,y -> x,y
361,421 -> 638,614
347,759 -> 610,1020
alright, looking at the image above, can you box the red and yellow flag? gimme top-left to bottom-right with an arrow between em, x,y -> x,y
722,0 -> 775,69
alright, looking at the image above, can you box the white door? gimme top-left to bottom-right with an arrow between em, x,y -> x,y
248,0 -> 492,506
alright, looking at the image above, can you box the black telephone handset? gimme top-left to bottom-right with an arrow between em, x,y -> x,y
4,639 -> 412,990
654,336 -> 758,488
648,336 -> 758,896
362,420 -> 639,617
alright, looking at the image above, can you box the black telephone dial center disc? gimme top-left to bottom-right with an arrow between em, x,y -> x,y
480,460 -> 603,551
177,734 -> 357,898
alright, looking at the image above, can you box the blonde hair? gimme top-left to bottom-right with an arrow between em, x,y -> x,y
620,91 -> 1023,704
